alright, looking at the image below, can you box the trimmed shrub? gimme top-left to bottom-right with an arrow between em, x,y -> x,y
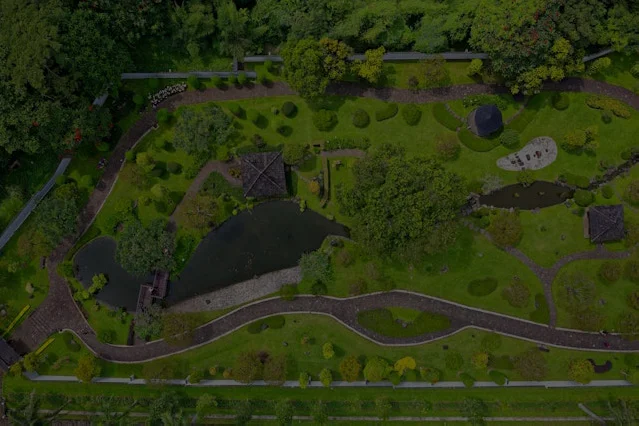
227,103 -> 244,118
551,92 -> 570,110
563,173 -> 590,189
247,316 -> 285,334
133,94 -> 145,106
80,175 -> 93,187
499,129 -> 520,147
489,370 -> 508,385
467,59 -> 483,76
237,72 -> 248,85
401,104 -> 421,125
281,101 -> 297,117
574,189 -> 594,207
351,109 -> 370,128
166,162 -> 181,174
324,136 -> 371,151
601,185 -> 614,199
601,109 -> 613,124
458,129 -> 501,152
357,308 -> 450,337
419,367 -> 441,384
588,57 -> 612,75
501,280 -> 530,308
322,342 -> 335,359
490,355 -> 514,370
247,109 -> 261,125
156,108 -> 171,123
256,73 -> 268,85
187,75 -> 200,90
459,372 -> 476,388
375,103 -> 398,122
210,75 -> 223,88
467,277 -> 498,297
319,368 -> 332,387
313,110 -> 337,131
585,95 -> 631,119
599,261 -> 622,283
280,284 -> 298,301
272,118 -> 287,135
125,151 -> 136,162
227,75 -> 237,85
433,103 -> 462,131
264,59 -> 274,71
311,281 -> 327,296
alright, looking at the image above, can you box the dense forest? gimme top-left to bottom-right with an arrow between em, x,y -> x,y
0,0 -> 638,158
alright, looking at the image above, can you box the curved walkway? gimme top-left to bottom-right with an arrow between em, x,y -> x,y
83,291 -> 639,363
9,78 -> 639,360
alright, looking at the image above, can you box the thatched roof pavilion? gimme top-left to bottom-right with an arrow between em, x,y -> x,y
587,205 -> 625,243
241,152 -> 287,198
468,104 -> 503,137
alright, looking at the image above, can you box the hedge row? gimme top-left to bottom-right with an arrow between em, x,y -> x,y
467,277 -> 498,297
585,95 -> 631,119
357,308 -> 450,337
324,136 -> 371,151
433,103 -> 462,131
246,316 -> 286,334
375,103 -> 399,121
458,129 -> 501,152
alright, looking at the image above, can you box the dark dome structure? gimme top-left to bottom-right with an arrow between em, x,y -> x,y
467,104 -> 503,137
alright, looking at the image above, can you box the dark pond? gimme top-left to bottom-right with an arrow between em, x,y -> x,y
74,201 -> 348,311
478,181 -> 573,210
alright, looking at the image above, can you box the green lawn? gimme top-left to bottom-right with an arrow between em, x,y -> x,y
587,52 -> 639,92
34,315 -> 627,383
302,229 -> 544,321
552,258 -> 638,331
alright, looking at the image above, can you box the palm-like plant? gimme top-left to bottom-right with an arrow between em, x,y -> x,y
160,409 -> 190,426
93,396 -> 138,425
7,390 -> 68,426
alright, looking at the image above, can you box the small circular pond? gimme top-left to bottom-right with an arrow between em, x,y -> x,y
74,201 -> 348,311
479,181 -> 573,210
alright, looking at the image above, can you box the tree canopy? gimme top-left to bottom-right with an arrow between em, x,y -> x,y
337,143 -> 466,259
116,220 -> 175,276
173,105 -> 234,155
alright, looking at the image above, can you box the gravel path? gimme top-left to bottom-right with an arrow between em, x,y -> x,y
8,77 -> 639,361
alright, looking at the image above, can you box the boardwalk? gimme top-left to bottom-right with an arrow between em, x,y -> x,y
0,158 -> 71,252
8,77 -> 639,363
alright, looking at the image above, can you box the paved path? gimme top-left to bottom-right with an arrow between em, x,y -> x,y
26,372 -> 634,388
8,77 -> 639,361
0,158 -> 71,251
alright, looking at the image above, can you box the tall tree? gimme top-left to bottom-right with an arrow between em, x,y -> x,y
281,38 -> 329,98
116,219 -> 175,276
338,143 -> 466,259
216,1 -> 256,59
173,105 -> 233,155
171,1 -> 216,58
7,390 -> 68,425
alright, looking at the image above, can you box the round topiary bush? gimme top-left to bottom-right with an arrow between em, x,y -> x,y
227,75 -> 237,85
187,75 -> 200,90
210,75 -> 223,88
401,104 -> 421,126
313,109 -> 337,131
552,92 -> 570,110
489,370 -> 508,385
237,72 -> 248,85
167,162 -> 181,174
599,261 -> 622,283
468,277 -> 498,297
574,189 -> 594,207
80,175 -> 93,187
499,129 -> 520,147
601,109 -> 613,124
601,185 -> 614,199
227,103 -> 244,118
351,109 -> 370,128
125,151 -> 136,162
281,101 -> 297,117
156,108 -> 171,123
247,109 -> 261,125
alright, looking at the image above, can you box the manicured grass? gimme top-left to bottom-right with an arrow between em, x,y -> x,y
552,258 -> 638,330
311,229 -> 544,320
380,60 -> 501,89
33,315 -> 627,383
5,375 -> 635,419
587,52 -> 639,92
357,308 -> 450,337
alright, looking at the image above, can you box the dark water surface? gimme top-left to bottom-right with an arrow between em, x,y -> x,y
479,181 -> 573,210
74,201 -> 348,311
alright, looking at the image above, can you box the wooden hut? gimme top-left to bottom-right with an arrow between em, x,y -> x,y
586,205 -> 625,243
241,152 -> 287,198
467,104 -> 503,137
0,338 -> 20,372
